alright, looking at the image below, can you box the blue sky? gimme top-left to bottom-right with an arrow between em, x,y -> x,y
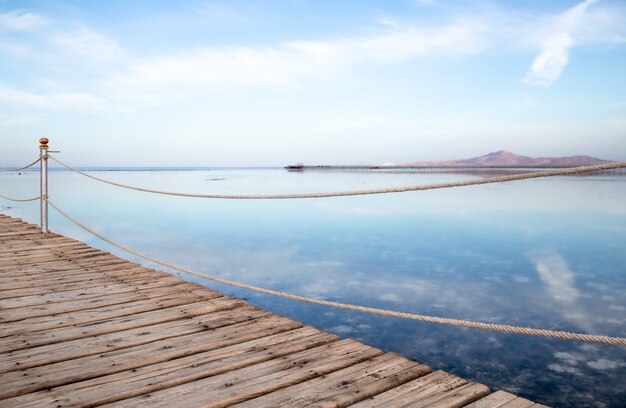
1,0 -> 625,166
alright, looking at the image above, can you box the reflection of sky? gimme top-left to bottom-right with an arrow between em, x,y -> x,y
2,169 -> 626,407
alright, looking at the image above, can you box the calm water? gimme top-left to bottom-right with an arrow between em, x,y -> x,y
2,168 -> 625,407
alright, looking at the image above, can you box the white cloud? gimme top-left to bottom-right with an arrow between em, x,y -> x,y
0,85 -> 106,111
0,1 -> 624,113
0,113 -> 41,126
0,10 -> 51,31
105,22 -> 487,106
524,0 -> 598,86
52,27 -> 125,61
0,41 -> 34,58
379,18 -> 400,29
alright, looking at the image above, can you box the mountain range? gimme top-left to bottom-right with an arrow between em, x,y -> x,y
404,150 -> 611,167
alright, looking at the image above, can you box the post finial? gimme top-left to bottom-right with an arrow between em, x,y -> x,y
39,138 -> 49,150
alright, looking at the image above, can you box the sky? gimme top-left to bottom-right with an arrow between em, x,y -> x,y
0,0 -> 625,166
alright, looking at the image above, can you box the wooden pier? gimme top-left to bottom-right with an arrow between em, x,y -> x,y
0,214 -> 546,407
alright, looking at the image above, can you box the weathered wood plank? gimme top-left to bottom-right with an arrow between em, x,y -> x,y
0,266 -> 163,292
102,339 -> 387,408
0,297 -> 243,352
0,251 -> 119,271
0,268 -> 174,298
0,253 -> 126,274
7,327 -> 337,407
0,275 -> 182,309
464,390 -> 519,407
0,286 -> 219,336
414,383 -> 491,408
0,304 -> 265,373
350,370 -> 463,407
0,315 -> 301,399
231,353 -> 430,408
0,282 -> 201,323
0,260 -> 139,283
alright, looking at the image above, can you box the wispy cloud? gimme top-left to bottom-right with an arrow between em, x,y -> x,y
0,10 -> 51,31
0,1 -> 624,113
52,27 -> 125,62
106,22 -> 487,106
379,18 -> 400,29
0,85 -> 106,111
0,113 -> 41,126
524,0 -> 598,86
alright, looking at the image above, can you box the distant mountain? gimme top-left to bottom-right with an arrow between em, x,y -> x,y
405,150 -> 611,167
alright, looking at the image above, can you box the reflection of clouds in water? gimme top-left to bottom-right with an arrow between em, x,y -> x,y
548,347 -> 625,374
300,279 -> 339,299
513,276 -> 530,283
530,249 -> 580,304
554,352 -> 585,366
326,325 -> 353,335
587,359 -> 625,370
548,364 -> 581,374
378,293 -> 402,302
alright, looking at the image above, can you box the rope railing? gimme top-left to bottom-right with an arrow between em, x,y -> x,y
0,193 -> 40,202
48,155 -> 626,200
47,199 -> 626,347
0,157 -> 41,172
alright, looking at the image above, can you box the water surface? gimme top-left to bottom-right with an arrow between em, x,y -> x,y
1,168 -> 625,407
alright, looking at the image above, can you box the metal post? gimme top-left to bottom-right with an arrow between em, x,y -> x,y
39,138 -> 49,234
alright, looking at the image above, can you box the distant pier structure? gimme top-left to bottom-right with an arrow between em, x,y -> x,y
284,164 -> 626,176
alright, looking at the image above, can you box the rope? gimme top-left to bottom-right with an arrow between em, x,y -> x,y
0,193 -> 40,202
0,158 -> 41,172
48,155 -> 626,200
47,199 -> 626,346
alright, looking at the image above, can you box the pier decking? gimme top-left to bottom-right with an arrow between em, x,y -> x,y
0,214 -> 545,407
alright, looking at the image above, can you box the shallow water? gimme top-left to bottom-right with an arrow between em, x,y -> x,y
2,168 -> 625,407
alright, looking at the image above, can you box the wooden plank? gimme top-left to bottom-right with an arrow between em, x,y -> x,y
0,260 -> 140,283
102,339 -> 387,408
0,275 -> 182,309
465,390 -> 519,407
0,286 -> 219,336
0,245 -> 96,261
0,315 -> 302,399
220,353 -> 430,408
406,383 -> 491,408
351,370 -> 489,408
8,327 -> 337,407
0,265 -> 162,291
0,251 -> 117,271
350,370 -> 463,407
0,230 -> 42,238
499,398 -> 538,408
0,282 -> 201,322
0,268 -> 174,298
0,239 -> 86,253
0,297 -> 244,352
0,253 -> 126,274
0,304 -> 265,373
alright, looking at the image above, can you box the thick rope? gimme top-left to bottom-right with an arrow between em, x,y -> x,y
0,193 -> 40,202
47,200 -> 626,346
0,158 -> 41,172
49,155 -> 626,200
